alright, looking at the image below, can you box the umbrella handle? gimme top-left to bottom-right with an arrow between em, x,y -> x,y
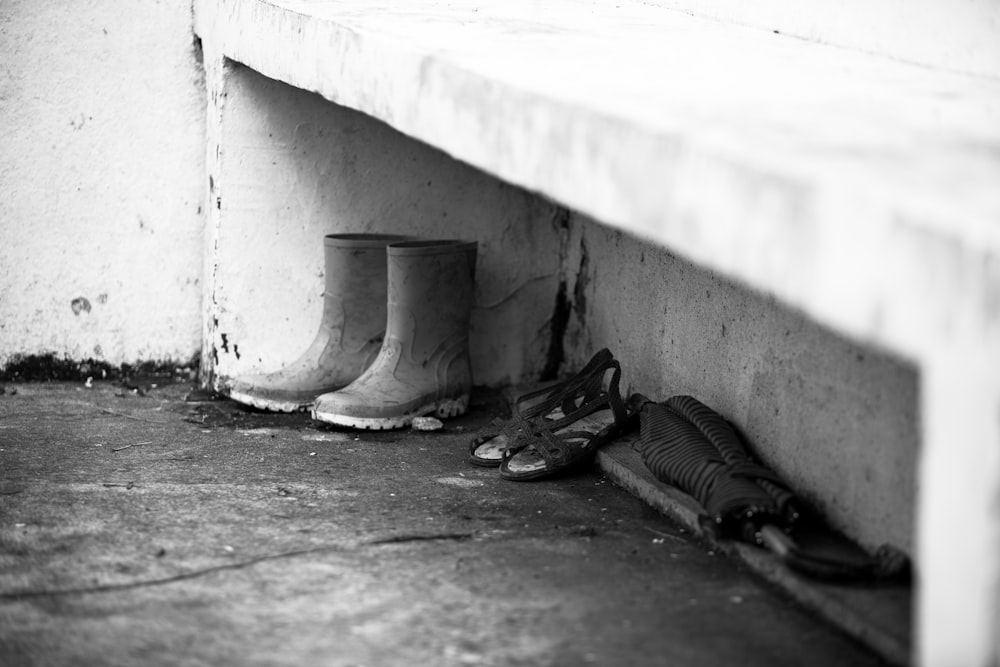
758,523 -> 910,582
758,523 -> 795,556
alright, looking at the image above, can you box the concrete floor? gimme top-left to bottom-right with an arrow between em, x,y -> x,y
0,379 -> 892,666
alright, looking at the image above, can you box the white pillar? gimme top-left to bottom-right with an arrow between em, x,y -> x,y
918,343 -> 1000,666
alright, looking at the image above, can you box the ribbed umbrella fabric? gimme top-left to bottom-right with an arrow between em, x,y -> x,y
664,395 -> 799,525
635,395 -> 798,539
632,393 -> 912,581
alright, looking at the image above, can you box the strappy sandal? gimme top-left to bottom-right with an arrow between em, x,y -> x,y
468,348 -> 616,467
497,357 -> 636,481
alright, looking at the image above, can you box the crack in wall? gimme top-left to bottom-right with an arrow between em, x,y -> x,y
540,208 -> 594,381
573,236 -> 590,326
540,207 -> 572,380
540,280 -> 571,381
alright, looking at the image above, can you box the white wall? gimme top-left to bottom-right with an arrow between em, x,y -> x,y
0,0 -> 206,369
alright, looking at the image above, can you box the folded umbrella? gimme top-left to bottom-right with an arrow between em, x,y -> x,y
630,394 -> 798,543
629,393 -> 909,581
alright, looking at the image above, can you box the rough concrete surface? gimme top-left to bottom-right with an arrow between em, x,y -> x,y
0,381 -> 888,666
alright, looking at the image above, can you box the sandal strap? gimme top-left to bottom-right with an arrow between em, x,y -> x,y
468,416 -> 518,455
513,360 -> 631,466
478,350 -> 616,452
476,349 -> 631,463
523,428 -> 593,466
511,348 -> 614,419
511,356 -> 628,437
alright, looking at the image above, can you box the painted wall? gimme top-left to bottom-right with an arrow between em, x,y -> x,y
0,0 -> 205,370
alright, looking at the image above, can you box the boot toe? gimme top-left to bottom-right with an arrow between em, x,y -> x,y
227,374 -> 331,412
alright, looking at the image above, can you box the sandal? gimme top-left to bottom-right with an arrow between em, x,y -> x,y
497,357 -> 636,480
468,349 -> 616,467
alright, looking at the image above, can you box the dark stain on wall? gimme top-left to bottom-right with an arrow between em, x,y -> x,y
0,352 -> 199,383
540,207 -> 574,381
573,237 -> 590,324
540,280 -> 571,382
70,297 -> 92,315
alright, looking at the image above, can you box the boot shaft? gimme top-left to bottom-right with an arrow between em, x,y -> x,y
384,240 -> 478,359
322,233 -> 410,349
323,233 -> 410,297
310,238 -> 478,429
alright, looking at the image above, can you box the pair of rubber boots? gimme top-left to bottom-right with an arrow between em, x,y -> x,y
227,234 -> 478,430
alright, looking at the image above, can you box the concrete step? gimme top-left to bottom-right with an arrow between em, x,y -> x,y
597,438 -> 911,666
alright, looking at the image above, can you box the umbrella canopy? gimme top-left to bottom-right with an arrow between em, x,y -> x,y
665,395 -> 800,528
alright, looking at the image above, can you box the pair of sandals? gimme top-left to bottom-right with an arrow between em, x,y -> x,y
468,348 -> 637,480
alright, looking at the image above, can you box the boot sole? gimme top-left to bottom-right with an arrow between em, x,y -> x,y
311,395 -> 469,430
227,390 -> 311,413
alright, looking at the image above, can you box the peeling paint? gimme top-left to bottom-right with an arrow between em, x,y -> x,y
69,112 -> 90,130
70,297 -> 92,316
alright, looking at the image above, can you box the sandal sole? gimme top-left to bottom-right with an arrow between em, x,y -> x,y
499,413 -> 637,480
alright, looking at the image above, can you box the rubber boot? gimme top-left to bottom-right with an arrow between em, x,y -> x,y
226,233 -> 409,412
311,239 -> 478,429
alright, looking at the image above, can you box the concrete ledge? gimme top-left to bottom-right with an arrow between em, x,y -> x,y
193,0 -> 1000,362
596,438 -> 911,667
